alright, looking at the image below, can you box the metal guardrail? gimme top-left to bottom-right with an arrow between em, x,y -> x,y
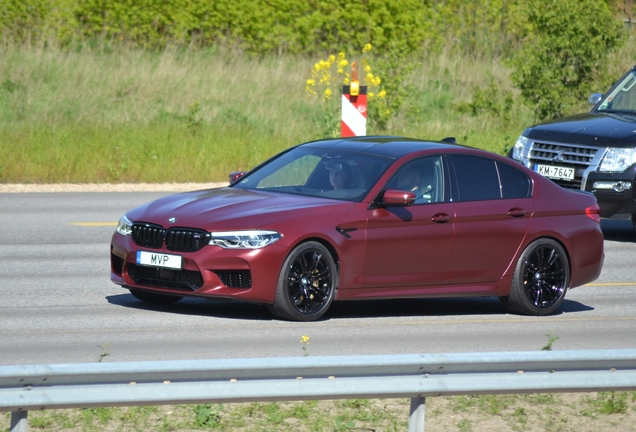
2,349 -> 636,432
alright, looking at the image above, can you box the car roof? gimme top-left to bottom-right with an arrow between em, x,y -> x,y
300,136 -> 464,158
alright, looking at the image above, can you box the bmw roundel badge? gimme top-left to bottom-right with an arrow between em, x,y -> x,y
168,217 -> 177,224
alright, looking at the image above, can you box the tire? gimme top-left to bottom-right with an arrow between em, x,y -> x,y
269,241 -> 337,321
499,238 -> 570,316
129,288 -> 183,305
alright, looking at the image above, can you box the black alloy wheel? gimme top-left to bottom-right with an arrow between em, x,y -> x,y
500,238 -> 570,316
269,241 -> 337,321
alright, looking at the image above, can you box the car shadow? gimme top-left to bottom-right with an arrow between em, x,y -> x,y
601,219 -> 636,242
323,297 -> 593,319
107,293 -> 593,321
106,294 -> 275,321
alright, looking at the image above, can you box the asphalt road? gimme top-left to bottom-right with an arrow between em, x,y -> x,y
1,192 -> 635,366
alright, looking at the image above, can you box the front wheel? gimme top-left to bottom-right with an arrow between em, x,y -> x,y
268,241 -> 337,321
500,239 -> 570,316
129,288 -> 183,305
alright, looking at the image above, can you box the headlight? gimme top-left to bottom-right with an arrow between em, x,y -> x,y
599,147 -> 636,172
511,135 -> 530,161
116,215 -> 133,236
209,230 -> 282,249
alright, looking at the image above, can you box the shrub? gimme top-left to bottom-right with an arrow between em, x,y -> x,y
510,0 -> 625,121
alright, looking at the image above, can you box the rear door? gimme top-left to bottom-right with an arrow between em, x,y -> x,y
448,155 -> 533,284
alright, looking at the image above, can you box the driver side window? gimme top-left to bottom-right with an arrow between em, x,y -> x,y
388,156 -> 444,204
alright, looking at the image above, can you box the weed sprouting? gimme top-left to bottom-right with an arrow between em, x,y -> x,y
542,332 -> 559,351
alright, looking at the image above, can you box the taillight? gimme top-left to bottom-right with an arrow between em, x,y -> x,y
585,204 -> 601,223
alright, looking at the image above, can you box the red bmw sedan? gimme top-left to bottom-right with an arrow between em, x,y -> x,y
111,136 -> 604,321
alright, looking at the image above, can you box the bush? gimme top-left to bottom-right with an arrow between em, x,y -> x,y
510,0 -> 625,121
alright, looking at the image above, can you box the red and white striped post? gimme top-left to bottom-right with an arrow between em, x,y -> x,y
341,61 -> 367,137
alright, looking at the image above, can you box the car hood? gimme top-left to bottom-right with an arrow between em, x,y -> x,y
525,112 -> 636,147
126,187 -> 353,230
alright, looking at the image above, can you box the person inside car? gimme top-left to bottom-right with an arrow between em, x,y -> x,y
397,165 -> 423,195
326,161 -> 352,190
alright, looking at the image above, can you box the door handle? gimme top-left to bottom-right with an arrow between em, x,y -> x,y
508,208 -> 526,217
431,213 -> 450,223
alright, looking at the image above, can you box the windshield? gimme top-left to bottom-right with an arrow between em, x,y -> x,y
597,71 -> 636,113
232,146 -> 393,201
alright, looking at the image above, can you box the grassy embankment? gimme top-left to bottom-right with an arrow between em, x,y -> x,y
2,39 -> 635,184
2,390 -> 636,431
0,43 -> 537,185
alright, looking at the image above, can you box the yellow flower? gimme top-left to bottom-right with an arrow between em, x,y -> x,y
338,52 -> 346,61
343,77 -> 350,85
300,335 -> 310,344
369,92 -> 375,98
306,79 -> 315,86
328,54 -> 335,63
362,43 -> 372,53
373,77 -> 381,86
337,68 -> 344,74
366,72 -> 374,80
338,59 -> 348,68
378,89 -> 387,98
324,88 -> 333,100
364,65 -> 371,73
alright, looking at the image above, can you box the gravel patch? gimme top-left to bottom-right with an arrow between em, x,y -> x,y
0,183 -> 229,193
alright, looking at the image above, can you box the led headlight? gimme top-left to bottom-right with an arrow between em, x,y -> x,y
599,147 -> 636,172
209,230 -> 282,249
511,135 -> 530,161
116,215 -> 133,236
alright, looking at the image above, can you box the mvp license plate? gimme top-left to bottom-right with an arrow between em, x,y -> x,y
535,164 -> 575,181
136,251 -> 182,269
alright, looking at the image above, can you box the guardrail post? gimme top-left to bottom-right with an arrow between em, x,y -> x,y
11,411 -> 28,432
408,397 -> 426,431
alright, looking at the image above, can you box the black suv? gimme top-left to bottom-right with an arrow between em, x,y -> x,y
510,65 -> 636,231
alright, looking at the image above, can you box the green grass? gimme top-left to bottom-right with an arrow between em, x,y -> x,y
2,392 -> 636,431
0,43 -> 537,184
1,36 -> 635,184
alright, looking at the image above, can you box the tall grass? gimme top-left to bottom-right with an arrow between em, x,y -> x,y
1,38 -> 634,183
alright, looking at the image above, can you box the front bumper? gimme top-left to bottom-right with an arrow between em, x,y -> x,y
110,232 -> 288,303
585,170 -> 636,217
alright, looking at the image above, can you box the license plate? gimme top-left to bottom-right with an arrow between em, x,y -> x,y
136,251 -> 182,269
535,164 -> 575,181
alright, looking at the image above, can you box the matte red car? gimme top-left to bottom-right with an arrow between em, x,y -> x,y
110,136 -> 604,321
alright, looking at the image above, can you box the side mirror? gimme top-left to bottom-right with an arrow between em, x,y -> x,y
229,171 -> 247,183
589,93 -> 603,105
382,189 -> 416,207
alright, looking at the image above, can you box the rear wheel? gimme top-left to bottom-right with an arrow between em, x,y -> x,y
269,241 -> 337,321
129,288 -> 183,305
500,239 -> 570,316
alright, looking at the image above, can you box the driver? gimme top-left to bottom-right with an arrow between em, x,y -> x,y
397,165 -> 423,195
326,161 -> 351,190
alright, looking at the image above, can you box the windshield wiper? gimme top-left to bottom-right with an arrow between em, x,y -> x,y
597,108 -> 636,115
